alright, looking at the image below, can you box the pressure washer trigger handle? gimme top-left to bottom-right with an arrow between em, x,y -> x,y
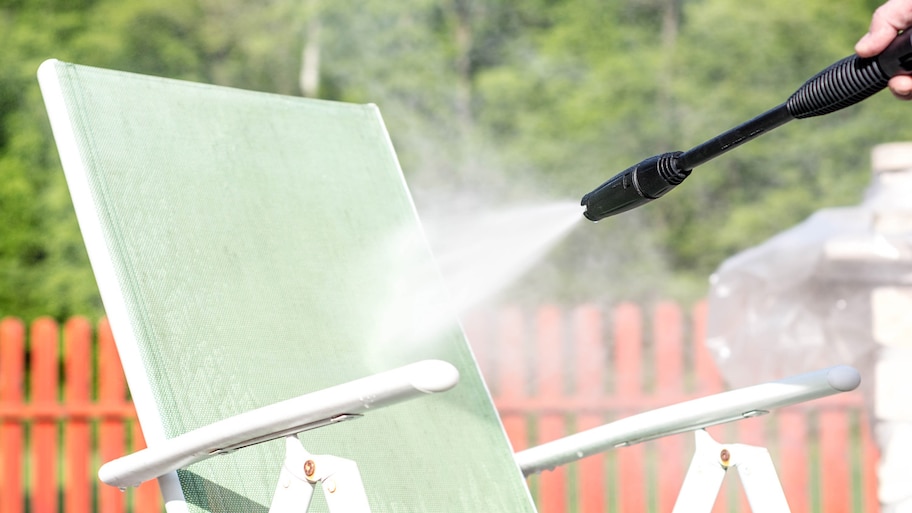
878,30 -> 912,77
786,31 -> 912,119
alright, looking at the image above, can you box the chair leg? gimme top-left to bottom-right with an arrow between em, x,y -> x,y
269,436 -> 373,513
673,430 -> 791,513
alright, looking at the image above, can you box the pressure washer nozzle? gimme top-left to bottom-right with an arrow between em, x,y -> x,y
580,152 -> 691,221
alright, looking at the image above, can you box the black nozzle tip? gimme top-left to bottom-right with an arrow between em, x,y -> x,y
580,152 -> 689,222
580,193 -> 597,221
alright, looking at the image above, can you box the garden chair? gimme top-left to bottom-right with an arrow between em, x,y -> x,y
38,59 -> 861,513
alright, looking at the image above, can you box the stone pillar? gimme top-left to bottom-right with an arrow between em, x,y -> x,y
707,141 -> 912,513
867,143 -> 912,513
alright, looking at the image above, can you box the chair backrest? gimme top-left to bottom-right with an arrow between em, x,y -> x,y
39,59 -> 536,513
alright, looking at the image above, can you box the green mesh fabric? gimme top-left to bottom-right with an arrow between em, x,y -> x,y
43,61 -> 535,512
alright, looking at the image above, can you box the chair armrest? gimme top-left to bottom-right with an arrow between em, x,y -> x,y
99,359 -> 459,488
515,365 -> 859,476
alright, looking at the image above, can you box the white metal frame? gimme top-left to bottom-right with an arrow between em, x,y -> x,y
673,430 -> 791,513
269,436 -> 372,513
97,359 -> 460,489
99,362 -> 858,513
515,365 -> 860,475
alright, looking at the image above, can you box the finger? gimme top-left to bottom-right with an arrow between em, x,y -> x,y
889,74 -> 912,99
855,26 -> 897,57
856,2 -> 912,57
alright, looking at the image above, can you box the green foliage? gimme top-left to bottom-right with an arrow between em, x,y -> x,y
657,0 -> 912,279
1,0 -> 908,318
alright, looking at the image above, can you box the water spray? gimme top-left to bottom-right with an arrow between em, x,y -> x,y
581,31 -> 912,222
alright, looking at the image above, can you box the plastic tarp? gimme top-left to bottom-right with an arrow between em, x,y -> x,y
707,169 -> 912,388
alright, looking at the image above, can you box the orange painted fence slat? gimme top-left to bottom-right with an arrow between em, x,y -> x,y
574,305 -> 605,513
0,303 -> 879,513
31,318 -> 59,513
0,316 -> 162,513
64,318 -> 92,513
1,318 -> 25,513
614,303 -> 647,513
779,410 -> 809,513
99,318 -> 127,513
654,302 -> 686,513
537,305 -> 567,513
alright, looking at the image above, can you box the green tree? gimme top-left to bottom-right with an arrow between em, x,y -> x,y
1,0 -> 908,317
1,3 -> 102,320
0,0 -> 233,319
660,0 -> 912,280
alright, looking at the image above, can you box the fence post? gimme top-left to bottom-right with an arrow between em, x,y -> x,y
31,318 -> 59,513
614,302 -> 646,513
574,304 -> 605,513
861,414 -> 881,513
1,318 -> 25,513
691,300 -> 723,394
655,301 -> 686,513
498,306 -> 528,452
65,317 -> 93,513
777,410 -> 809,512
820,409 -> 852,513
536,305 -> 566,513
98,318 -> 126,513
463,310 -> 493,387
690,301 -> 732,513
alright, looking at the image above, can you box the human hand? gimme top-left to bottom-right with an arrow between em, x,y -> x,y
856,0 -> 912,98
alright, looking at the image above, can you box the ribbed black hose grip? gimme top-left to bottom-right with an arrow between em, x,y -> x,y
786,55 -> 889,119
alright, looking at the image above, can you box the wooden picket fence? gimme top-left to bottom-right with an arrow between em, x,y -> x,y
0,301 -> 878,512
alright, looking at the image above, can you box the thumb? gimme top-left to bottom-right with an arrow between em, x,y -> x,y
857,1 -> 912,57
856,24 -> 898,57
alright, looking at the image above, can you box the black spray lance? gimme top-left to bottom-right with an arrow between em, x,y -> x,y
581,31 -> 912,222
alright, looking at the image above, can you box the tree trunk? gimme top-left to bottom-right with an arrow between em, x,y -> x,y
451,0 -> 474,130
300,17 -> 321,97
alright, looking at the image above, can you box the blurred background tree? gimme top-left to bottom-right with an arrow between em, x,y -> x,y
1,0 -> 908,319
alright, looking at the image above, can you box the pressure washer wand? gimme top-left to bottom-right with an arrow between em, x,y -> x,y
581,31 -> 912,222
